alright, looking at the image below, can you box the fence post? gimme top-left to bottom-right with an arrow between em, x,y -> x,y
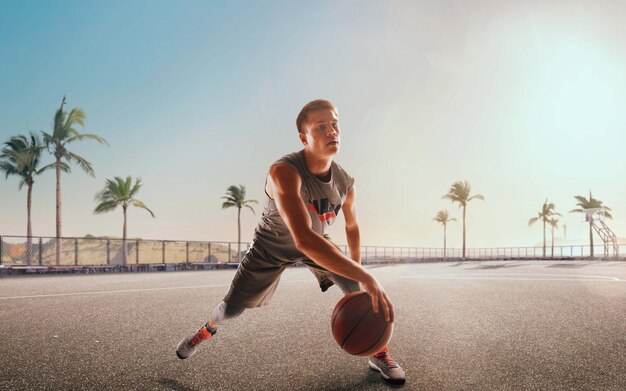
39,237 -> 43,266
208,242 -> 211,263
228,243 -> 231,262
162,241 -> 166,263
75,238 -> 78,266
0,235 -> 3,266
107,240 -> 110,265
136,240 -> 139,265
186,242 -> 189,264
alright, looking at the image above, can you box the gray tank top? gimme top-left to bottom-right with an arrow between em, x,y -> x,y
252,149 -> 355,262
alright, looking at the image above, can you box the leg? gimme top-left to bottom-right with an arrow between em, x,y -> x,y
176,244 -> 285,360
210,300 -> 245,326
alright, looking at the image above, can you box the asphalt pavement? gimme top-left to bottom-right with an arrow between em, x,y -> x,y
1,260 -> 625,390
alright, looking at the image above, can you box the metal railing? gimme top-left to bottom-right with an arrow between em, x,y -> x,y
0,235 -> 250,267
0,235 -> 623,267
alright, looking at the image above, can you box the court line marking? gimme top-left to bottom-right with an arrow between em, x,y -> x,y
0,284 -> 235,300
1,274 -> 623,301
0,279 -> 316,300
400,273 -> 622,282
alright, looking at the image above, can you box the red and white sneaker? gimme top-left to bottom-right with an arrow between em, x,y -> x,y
176,326 -> 213,360
368,352 -> 406,385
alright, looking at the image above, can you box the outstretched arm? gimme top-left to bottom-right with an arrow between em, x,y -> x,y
268,163 -> 393,321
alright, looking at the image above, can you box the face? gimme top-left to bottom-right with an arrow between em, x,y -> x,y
299,108 -> 340,157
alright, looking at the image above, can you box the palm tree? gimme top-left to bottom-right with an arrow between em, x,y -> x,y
547,217 -> 559,258
1,133 -> 61,264
442,180 -> 484,258
222,185 -> 257,262
94,176 -> 155,266
433,210 -> 456,259
528,199 -> 561,258
42,96 -> 109,264
569,192 -> 612,258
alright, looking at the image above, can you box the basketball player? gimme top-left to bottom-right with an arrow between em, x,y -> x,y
176,99 -> 405,385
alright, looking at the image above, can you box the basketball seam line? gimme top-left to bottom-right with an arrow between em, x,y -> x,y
341,307 -> 373,350
354,318 -> 389,356
331,292 -> 361,327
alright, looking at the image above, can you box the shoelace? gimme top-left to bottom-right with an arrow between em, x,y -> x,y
190,334 -> 203,346
378,354 -> 398,368
189,327 -> 211,346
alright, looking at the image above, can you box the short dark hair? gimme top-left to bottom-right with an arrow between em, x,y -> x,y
296,99 -> 338,133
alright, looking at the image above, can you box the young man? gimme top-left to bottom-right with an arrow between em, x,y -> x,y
176,99 -> 406,385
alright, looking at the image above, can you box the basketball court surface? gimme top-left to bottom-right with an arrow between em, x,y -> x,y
1,260 -> 625,390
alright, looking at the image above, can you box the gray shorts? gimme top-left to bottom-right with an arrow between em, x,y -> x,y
223,236 -> 360,309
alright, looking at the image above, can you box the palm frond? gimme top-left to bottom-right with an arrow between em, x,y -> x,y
131,200 -> 155,217
53,97 -> 66,138
548,217 -> 559,228
0,161 -> 18,178
93,200 -> 119,214
245,204 -> 256,215
65,151 -> 95,176
65,107 -> 86,129
222,201 -> 237,209
66,133 -> 109,146
129,177 -> 143,197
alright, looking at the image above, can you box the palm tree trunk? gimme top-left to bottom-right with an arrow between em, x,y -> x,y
55,156 -> 62,265
551,226 -> 554,258
542,220 -> 546,258
462,206 -> 466,259
443,224 -> 447,260
123,206 -> 128,267
237,207 -> 241,262
26,182 -> 33,266
589,221 -> 594,258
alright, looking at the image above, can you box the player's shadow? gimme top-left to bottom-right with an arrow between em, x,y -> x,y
158,378 -> 198,391
295,371 -> 405,390
546,263 -> 588,268
471,263 -> 523,270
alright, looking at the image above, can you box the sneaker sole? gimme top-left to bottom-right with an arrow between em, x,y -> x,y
368,360 -> 406,386
176,338 -> 196,360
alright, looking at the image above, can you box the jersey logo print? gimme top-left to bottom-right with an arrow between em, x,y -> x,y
307,198 -> 341,224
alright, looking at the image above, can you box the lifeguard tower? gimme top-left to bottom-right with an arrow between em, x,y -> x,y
583,208 -> 618,258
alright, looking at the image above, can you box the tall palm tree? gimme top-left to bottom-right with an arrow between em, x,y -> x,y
433,210 -> 456,259
42,96 -> 109,264
547,217 -> 559,258
528,199 -> 561,258
1,133 -> 61,264
94,176 -> 155,266
442,180 -> 484,258
222,185 -> 257,262
569,192 -> 612,258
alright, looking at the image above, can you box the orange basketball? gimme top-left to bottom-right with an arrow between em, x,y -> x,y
331,291 -> 394,356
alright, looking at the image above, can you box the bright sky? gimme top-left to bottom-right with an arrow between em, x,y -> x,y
1,0 -> 625,249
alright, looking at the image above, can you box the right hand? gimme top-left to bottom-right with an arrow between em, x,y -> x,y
361,274 -> 395,323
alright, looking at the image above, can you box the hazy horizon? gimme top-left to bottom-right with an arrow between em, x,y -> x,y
1,1 -> 625,248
